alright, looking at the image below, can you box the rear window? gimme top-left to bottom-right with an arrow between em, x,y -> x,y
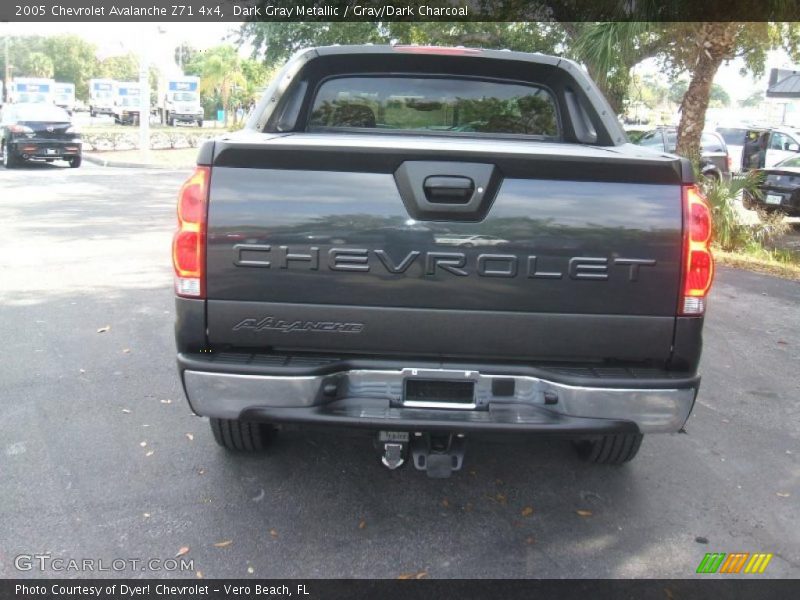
637,131 -> 664,148
717,128 -> 747,146
308,76 -> 559,138
701,133 -> 726,153
12,104 -> 71,122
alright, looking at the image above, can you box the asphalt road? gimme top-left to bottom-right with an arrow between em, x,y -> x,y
0,161 -> 798,579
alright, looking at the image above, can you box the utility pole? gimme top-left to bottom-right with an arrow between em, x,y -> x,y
3,34 -> 10,103
138,32 -> 150,159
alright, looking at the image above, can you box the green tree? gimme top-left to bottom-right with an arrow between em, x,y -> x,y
26,52 -> 54,78
198,46 -> 246,126
98,53 -> 139,81
174,42 -> 198,71
739,90 -> 764,108
709,84 -> 730,108
668,80 -> 689,105
237,22 -> 388,66
1,36 -> 46,81
46,35 -> 99,101
1,35 -> 100,101
670,80 -> 728,108
237,22 -> 567,68
567,22 -> 670,115
662,23 -> 800,162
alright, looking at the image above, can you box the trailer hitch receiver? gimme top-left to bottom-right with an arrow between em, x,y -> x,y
411,433 -> 466,479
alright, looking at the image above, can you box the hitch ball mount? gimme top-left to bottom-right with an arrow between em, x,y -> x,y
378,431 -> 466,479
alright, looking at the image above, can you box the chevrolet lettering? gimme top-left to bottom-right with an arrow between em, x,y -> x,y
232,246 -> 656,281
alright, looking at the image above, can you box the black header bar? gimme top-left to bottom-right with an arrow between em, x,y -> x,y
3,0 -> 800,22
1,579 -> 800,600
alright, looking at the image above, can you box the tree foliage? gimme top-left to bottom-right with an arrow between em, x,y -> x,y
739,90 -> 764,108
46,35 -> 99,100
237,22 -> 567,67
1,35 -> 101,100
667,23 -> 800,161
181,45 -> 272,125
26,52 -> 54,78
97,54 -> 139,81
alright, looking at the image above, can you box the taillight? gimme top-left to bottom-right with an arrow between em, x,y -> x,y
680,184 -> 714,315
726,155 -> 732,170
173,166 -> 210,298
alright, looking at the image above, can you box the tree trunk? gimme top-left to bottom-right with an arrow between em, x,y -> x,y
675,23 -> 738,166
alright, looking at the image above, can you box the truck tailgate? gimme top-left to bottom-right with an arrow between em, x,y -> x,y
204,134 -> 684,362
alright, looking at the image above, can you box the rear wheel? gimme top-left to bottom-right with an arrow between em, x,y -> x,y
68,156 -> 82,169
210,417 -> 276,452
573,433 -> 643,464
197,120 -> 203,128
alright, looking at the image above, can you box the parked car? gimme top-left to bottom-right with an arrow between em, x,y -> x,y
716,126 -> 754,174
174,45 -> 713,476
743,154 -> 800,216
0,103 -> 82,168
636,126 -> 731,181
716,126 -> 800,173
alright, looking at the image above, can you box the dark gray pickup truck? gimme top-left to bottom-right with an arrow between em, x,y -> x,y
173,45 -> 714,477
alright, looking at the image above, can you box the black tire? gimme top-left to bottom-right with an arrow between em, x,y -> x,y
573,433 -> 643,465
3,141 -> 18,168
210,417 -> 276,452
69,156 -> 82,169
90,109 -> 96,118
167,114 -> 175,127
197,120 -> 203,128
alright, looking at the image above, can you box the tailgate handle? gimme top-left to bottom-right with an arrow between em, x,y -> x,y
423,176 -> 474,204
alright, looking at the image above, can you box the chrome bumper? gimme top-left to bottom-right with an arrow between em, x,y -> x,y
183,367 -> 696,434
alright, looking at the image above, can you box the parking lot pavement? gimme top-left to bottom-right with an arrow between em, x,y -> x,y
0,163 -> 798,579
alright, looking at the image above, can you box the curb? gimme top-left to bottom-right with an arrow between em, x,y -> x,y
83,153 -> 190,170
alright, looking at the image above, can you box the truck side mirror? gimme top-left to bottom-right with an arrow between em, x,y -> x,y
788,143 -> 799,152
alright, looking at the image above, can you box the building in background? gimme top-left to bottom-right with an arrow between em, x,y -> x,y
766,68 -> 800,127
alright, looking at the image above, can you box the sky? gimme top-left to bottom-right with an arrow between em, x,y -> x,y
5,21 -> 798,104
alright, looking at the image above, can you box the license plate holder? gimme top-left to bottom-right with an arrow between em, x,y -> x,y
404,378 -> 475,407
46,148 -> 57,155
766,193 -> 783,205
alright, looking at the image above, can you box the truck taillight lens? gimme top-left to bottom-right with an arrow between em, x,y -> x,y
173,166 -> 210,298
680,184 -> 714,315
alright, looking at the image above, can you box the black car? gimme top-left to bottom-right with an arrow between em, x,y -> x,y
636,127 -> 731,181
0,103 -> 82,168
744,154 -> 800,216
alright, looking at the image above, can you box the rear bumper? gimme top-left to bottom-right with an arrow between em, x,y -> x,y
749,187 -> 800,215
172,113 -> 202,121
179,356 -> 698,434
9,140 -> 81,159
